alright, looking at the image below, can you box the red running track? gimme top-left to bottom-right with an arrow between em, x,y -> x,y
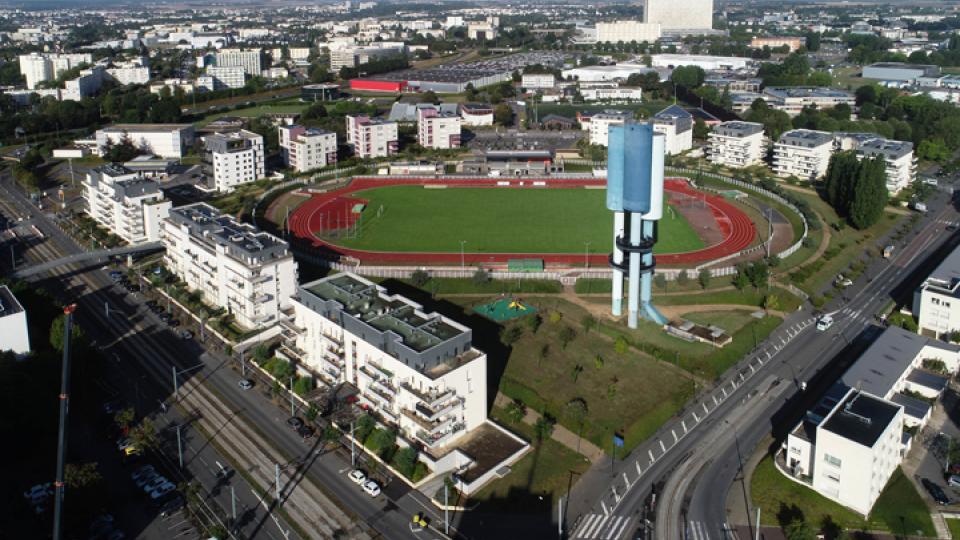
284,177 -> 756,267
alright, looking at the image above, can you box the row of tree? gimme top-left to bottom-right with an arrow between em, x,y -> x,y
823,151 -> 889,230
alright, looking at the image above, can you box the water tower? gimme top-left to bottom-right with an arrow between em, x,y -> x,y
607,123 -> 668,329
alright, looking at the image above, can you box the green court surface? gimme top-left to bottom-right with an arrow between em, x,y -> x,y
332,186 -> 705,254
475,298 -> 538,321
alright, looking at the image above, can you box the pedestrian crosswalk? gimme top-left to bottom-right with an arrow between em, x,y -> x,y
839,306 -> 865,322
571,513 -> 634,539
684,521 -> 742,540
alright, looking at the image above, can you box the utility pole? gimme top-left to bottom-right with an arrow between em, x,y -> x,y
240,349 -> 246,377
558,496 -> 563,538
444,482 -> 450,535
231,486 -> 237,522
584,241 -> 591,270
350,421 -> 356,466
754,507 -> 761,540
176,425 -> 183,468
460,240 -> 467,269
53,304 -> 77,540
289,377 -> 295,417
275,463 -> 281,506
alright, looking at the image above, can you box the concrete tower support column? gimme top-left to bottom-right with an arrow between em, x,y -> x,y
612,211 -> 625,316
627,212 -> 643,329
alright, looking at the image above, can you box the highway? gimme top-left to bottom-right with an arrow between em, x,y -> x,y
0,174 -> 460,540
566,185 -> 960,540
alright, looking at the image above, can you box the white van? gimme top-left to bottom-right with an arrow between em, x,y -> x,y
816,315 -> 834,331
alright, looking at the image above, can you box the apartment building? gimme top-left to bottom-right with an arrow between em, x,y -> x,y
206,66 -> 246,89
329,45 -> 405,71
18,52 -> 92,89
520,73 -> 556,90
707,121 -> 766,169
772,129 -> 834,180
834,133 -> 916,194
278,125 -> 338,172
0,285 -> 30,357
95,124 -> 196,159
581,87 -> 644,102
161,203 -> 298,330
346,115 -> 399,158
587,111 -> 632,147
643,0 -> 713,31
459,103 -> 494,126
214,48 -> 264,76
783,326 -> 960,514
204,130 -> 265,192
750,36 -> 804,52
285,273 -> 488,451
652,105 -> 693,155
595,20 -> 661,43
762,87 -> 857,116
914,244 -> 960,338
417,107 -> 462,150
83,164 -> 171,244
107,65 -> 151,86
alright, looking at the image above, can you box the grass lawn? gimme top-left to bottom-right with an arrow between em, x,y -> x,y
470,407 -> 590,512
947,517 -> 960,537
495,297 -> 694,454
403,277 -> 563,295
684,310 -> 758,331
751,456 -> 935,536
333,185 -> 705,254
195,102 -> 310,127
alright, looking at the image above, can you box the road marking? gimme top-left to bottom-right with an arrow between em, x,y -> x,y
636,461 -> 643,475
660,440 -> 666,452
648,449 -> 655,462
573,514 -> 601,537
605,517 -> 630,540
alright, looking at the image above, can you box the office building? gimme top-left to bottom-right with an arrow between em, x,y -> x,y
581,87 -> 644,102
204,130 -> 265,192
652,105 -> 693,155
772,129 -> 833,180
459,103 -> 494,126
707,121 -> 766,169
417,107 -> 461,150
643,0 -> 713,31
0,286 -> 30,357
762,87 -> 857,116
783,326 -> 959,514
285,272 -> 488,451
206,66 -> 246,90
863,63 -> 942,84
596,21 -> 661,43
346,115 -> 399,158
834,134 -> 916,194
278,125 -> 338,173
215,48 -> 264,76
750,36 -> 804,52
521,73 -> 556,90
161,203 -> 298,330
95,124 -> 195,159
650,54 -> 750,71
914,244 -> 960,339
588,111 -> 633,147
83,164 -> 171,244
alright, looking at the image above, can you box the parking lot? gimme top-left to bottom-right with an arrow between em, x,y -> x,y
904,384 -> 960,510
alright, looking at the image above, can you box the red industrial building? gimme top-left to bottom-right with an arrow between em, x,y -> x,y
349,79 -> 407,92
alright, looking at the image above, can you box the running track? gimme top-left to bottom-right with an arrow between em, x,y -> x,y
283,177 -> 756,266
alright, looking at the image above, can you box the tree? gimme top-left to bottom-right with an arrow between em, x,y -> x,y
538,343 -> 550,366
533,416 -> 555,443
697,268 -> 711,289
745,261 -> 769,290
614,336 -> 629,355
676,269 -> 690,286
505,400 -> 526,423
784,519 -> 816,540
558,325 -> 576,349
919,138 -> 951,162
805,32 -> 820,52
411,269 -> 430,286
301,102 -> 328,120
733,270 -> 749,291
848,156 -> 888,230
64,462 -> 102,489
654,273 -> 667,291
525,313 -> 542,334
692,118 -> 709,140
472,268 -> 490,285
499,325 -> 524,345
494,103 -> 513,126
393,446 -> 418,478
114,407 -> 136,431
671,65 -> 705,89
420,90 -> 439,104
50,313 -> 84,352
564,398 -> 588,452
367,428 -> 397,460
355,414 -> 376,442
129,418 -> 159,450
580,314 -> 597,334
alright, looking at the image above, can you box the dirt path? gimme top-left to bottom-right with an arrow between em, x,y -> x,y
657,303 -> 785,319
493,392 -> 606,463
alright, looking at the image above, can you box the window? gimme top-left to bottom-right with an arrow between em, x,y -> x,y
823,454 -> 841,467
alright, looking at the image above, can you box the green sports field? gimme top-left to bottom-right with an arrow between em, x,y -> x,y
329,185 -> 705,254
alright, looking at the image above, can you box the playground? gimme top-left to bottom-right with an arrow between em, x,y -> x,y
475,297 -> 537,322
280,177 -> 758,267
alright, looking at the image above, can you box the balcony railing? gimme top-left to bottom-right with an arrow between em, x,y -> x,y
415,422 -> 465,448
400,382 -> 455,409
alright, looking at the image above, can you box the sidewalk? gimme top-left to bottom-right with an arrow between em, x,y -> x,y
493,392 -> 606,463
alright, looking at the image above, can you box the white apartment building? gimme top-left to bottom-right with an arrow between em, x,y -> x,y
278,125 -> 338,172
62,66 -> 106,101
914,244 -> 960,338
643,0 -> 713,31
83,164 -> 171,244
289,47 -> 312,61
206,66 -> 246,90
596,20 -> 661,43
417,107 -> 462,150
0,286 -> 30,357
652,105 -> 694,155
783,326 -> 960,514
459,103 -> 494,126
650,54 -> 749,71
95,124 -> 196,159
285,273 -> 488,453
330,45 -> 405,71
346,115 -> 399,158
467,19 -> 498,41
107,66 -> 151,86
214,48 -> 264,76
18,52 -> 92,89
581,87 -> 644,102
834,133 -> 916,194
588,111 -> 632,147
762,87 -> 857,117
204,130 -> 265,192
521,73 -> 556,90
150,79 -> 198,95
707,121 -> 767,168
772,129 -> 834,180
161,203 -> 298,330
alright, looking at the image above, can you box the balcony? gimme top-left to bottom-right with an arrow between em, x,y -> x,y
402,408 -> 455,434
415,397 -> 458,421
415,422 -> 465,448
400,382 -> 455,409
280,343 -> 308,362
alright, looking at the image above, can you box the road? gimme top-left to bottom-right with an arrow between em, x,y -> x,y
0,174 -> 458,540
565,185 -> 960,540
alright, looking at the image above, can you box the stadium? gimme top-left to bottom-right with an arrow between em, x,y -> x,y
276,176 -> 758,267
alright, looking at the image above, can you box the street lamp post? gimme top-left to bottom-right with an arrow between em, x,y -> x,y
459,240 -> 467,269
172,362 -> 205,400
584,241 -> 591,270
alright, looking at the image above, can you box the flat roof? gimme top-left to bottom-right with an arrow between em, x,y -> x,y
714,121 -> 764,137
0,285 -> 25,318
100,123 -> 193,132
167,203 -> 289,264
842,325 -> 958,397
778,129 -> 833,147
925,242 -> 960,288
889,392 -> 932,420
764,86 -> 855,99
821,390 -> 900,448
906,369 -> 948,393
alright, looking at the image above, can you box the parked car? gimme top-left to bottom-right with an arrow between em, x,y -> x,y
134,471 -> 160,489
158,494 -> 185,516
142,476 -> 168,493
948,475 -> 960,489
238,379 -> 253,391
816,315 -> 834,331
362,480 -> 381,498
286,417 -> 304,430
131,465 -> 156,483
348,470 -> 366,485
24,483 -> 52,500
177,330 -> 192,340
922,478 -> 950,505
149,481 -> 176,500
297,425 -> 315,439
